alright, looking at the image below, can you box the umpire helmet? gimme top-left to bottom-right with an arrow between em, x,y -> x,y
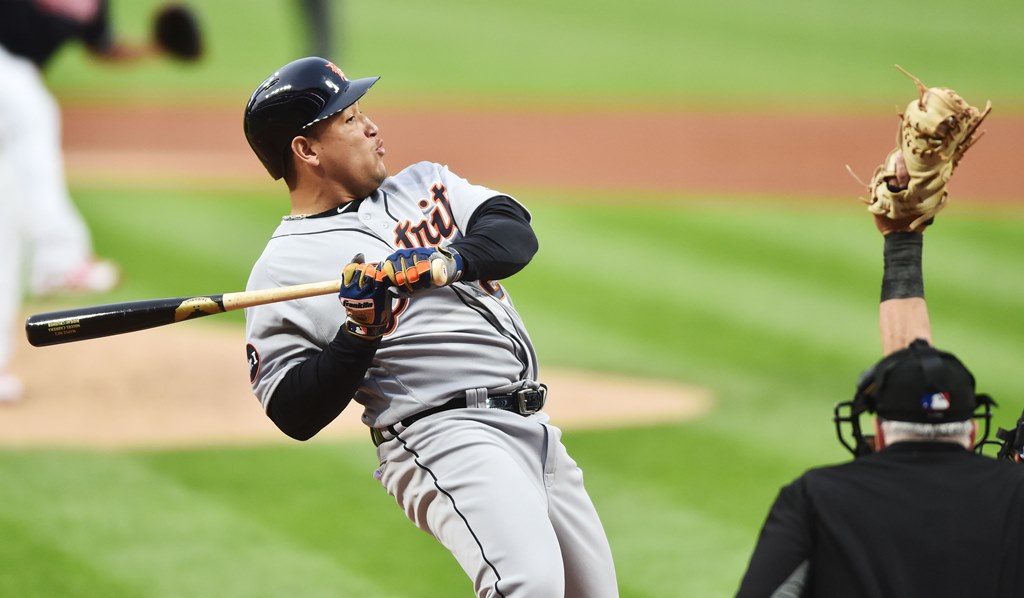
833,339 -> 995,457
243,57 -> 379,179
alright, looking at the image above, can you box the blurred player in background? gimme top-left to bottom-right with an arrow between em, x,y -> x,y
298,0 -> 335,60
0,0 -> 201,403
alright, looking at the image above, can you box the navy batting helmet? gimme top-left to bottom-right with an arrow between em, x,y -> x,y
243,57 -> 379,179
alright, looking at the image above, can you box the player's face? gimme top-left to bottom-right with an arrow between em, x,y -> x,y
313,102 -> 387,198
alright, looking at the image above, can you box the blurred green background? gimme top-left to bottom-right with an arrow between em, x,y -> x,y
3,0 -> 1023,596
46,0 -> 1024,109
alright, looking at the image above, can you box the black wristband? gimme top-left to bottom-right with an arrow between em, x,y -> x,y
881,232 -> 924,301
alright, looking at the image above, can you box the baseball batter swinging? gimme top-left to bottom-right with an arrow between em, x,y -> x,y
242,57 -> 618,597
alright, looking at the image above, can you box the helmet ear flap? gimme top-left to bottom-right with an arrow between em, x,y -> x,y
854,363 -> 882,414
833,363 -> 884,458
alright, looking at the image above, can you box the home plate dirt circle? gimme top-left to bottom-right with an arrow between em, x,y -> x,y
1,322 -> 713,449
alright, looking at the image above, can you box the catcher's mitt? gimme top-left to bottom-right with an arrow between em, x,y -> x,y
859,65 -> 991,231
153,3 -> 203,61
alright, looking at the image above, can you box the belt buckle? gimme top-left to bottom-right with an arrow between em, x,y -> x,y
370,427 -> 387,447
516,384 -> 547,415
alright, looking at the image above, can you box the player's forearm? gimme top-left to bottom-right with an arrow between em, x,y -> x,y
266,329 -> 379,440
450,197 -> 538,281
880,298 -> 932,356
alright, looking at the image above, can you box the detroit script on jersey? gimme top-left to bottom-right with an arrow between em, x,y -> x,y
244,161 -> 539,428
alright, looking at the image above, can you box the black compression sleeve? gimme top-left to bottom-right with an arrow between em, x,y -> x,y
881,232 -> 924,301
266,329 -> 379,441
448,196 -> 538,281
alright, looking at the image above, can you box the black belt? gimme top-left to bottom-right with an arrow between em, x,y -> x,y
370,384 -> 548,447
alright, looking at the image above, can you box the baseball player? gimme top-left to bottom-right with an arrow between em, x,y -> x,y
0,0 -> 203,403
0,0 -> 127,402
242,57 -> 618,597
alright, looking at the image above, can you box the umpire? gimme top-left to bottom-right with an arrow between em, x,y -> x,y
736,341 -> 1024,597
737,74 -> 1024,597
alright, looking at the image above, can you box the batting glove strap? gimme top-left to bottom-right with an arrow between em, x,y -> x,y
343,318 -> 389,340
381,245 -> 464,293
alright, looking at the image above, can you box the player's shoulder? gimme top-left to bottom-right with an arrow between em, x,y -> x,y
245,220 -> 310,290
788,457 -> 876,496
246,238 -> 290,292
382,161 -> 459,189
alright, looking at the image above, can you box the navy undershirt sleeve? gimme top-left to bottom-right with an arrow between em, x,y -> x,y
449,195 -> 538,281
266,330 -> 378,440
266,195 -> 537,439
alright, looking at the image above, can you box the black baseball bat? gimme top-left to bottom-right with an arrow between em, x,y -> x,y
25,279 -> 342,347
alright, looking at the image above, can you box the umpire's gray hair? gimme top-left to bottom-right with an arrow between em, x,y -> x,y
880,419 -> 974,447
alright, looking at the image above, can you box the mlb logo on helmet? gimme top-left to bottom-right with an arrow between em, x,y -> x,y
921,391 -> 951,412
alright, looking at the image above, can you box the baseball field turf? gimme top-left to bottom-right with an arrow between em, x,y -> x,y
2,1 -> 1023,596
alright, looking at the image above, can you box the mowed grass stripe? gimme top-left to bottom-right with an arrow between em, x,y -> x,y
0,517 -> 142,597
0,452 -> 404,598
565,425 -> 822,596
597,486 -> 755,597
133,444 -> 470,594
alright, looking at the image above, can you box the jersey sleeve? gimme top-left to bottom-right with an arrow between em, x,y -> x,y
449,196 -> 538,282
435,163 -> 530,232
244,251 -> 335,411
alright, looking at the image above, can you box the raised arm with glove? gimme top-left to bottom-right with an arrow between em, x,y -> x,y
860,65 -> 991,232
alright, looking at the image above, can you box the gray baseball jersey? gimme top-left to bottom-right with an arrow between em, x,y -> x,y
244,160 -> 618,596
245,161 -> 539,427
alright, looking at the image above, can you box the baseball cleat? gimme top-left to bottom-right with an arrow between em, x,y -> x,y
0,372 -> 23,404
32,259 -> 120,297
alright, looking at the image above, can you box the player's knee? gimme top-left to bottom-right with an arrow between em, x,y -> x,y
478,556 -> 565,598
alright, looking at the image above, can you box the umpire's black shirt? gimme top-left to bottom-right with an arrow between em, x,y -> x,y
737,442 -> 1024,597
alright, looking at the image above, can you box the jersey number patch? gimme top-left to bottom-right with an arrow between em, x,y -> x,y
246,343 -> 261,383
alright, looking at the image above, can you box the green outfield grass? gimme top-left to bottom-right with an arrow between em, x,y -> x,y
5,191 -> 1023,596
44,0 -> 1024,109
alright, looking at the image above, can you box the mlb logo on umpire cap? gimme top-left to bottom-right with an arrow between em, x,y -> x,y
920,391 -> 951,413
